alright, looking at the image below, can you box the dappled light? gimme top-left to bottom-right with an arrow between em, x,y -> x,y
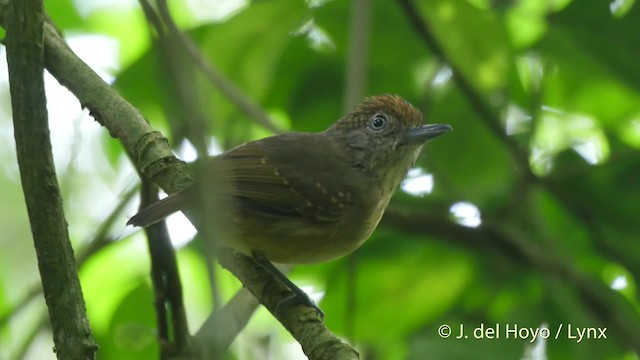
504,103 -> 532,135
530,110 -> 609,175
611,275 -> 628,291
401,167 -> 434,196
294,19 -> 336,52
449,202 -> 482,228
432,65 -> 453,89
166,212 -> 197,249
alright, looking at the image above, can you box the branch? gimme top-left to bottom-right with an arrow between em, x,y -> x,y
140,0 -> 212,154
343,0 -> 373,111
194,288 -> 259,355
218,249 -> 359,360
155,0 -> 284,134
140,180 -> 191,355
36,18 -> 191,195
0,185 -> 138,330
382,207 -> 640,352
0,7 -> 358,358
396,0 -> 532,176
5,0 -> 97,358
342,0 -> 374,341
13,314 -> 48,360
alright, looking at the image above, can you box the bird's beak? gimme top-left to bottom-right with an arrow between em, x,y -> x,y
406,124 -> 453,143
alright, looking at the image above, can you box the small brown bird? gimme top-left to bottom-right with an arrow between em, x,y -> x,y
129,94 -> 450,262
129,95 -> 451,312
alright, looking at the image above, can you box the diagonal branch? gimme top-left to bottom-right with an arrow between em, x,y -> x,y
0,7 -> 356,358
382,207 -> 640,353
154,0 -> 284,134
397,0 -> 532,176
217,249 -> 359,360
0,185 -> 138,330
194,288 -> 259,356
28,18 -> 192,195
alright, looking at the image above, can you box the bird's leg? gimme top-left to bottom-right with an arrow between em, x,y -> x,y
251,251 -> 324,319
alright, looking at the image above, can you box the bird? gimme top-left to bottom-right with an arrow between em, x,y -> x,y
128,94 -> 452,314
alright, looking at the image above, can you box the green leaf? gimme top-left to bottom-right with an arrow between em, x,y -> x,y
322,234 -> 474,354
97,284 -> 158,360
417,0 -> 514,94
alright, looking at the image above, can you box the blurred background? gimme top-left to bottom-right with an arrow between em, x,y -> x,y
1,0 -> 639,359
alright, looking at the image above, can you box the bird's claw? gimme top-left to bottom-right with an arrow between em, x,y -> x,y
275,292 -> 324,320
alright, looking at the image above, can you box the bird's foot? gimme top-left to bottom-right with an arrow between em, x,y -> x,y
275,289 -> 324,320
251,251 -> 324,320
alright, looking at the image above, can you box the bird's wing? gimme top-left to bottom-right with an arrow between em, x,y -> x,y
212,134 -> 355,222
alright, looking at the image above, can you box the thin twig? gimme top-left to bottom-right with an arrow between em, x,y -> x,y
194,288 -> 259,356
397,0 -> 532,176
155,0 -> 284,134
0,185 -> 138,348
12,312 -> 48,360
342,0 -> 373,342
343,0 -> 373,111
152,2 -> 228,314
0,286 -> 42,328
140,179 -> 192,354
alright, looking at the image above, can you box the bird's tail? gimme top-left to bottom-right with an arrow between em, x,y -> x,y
127,193 -> 188,227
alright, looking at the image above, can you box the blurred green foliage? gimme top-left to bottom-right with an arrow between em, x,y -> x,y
1,0 -> 640,359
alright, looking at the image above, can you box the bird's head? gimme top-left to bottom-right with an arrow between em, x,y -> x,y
327,95 -> 452,178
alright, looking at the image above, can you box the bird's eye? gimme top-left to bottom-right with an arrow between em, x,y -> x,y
368,114 -> 388,132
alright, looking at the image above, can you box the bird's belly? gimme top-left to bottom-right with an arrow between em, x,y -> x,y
226,208 -> 384,264
229,222 -> 364,264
